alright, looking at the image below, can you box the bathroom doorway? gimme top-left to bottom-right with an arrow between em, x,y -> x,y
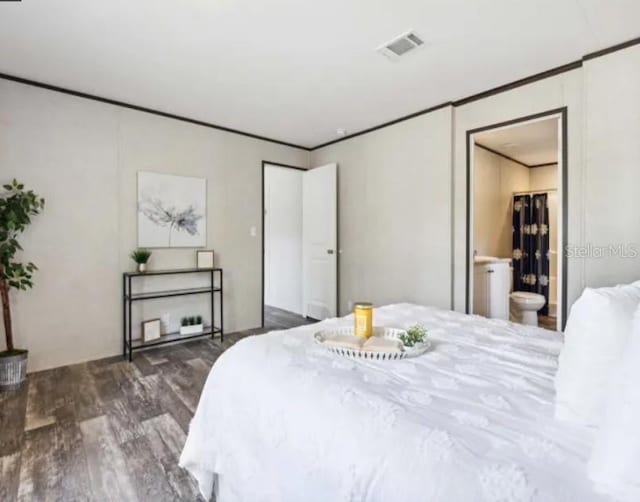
466,109 -> 567,331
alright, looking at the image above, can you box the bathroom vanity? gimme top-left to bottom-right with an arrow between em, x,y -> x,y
473,256 -> 511,320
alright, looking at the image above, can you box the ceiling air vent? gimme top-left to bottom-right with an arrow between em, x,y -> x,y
377,31 -> 425,60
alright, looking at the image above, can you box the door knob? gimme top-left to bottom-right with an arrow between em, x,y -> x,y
327,249 -> 334,254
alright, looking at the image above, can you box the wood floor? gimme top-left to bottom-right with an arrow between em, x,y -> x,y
264,305 -> 315,331
0,308 -> 313,502
538,314 -> 558,331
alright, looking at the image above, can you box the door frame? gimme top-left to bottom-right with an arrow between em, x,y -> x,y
465,107 -> 568,330
261,160 -> 307,328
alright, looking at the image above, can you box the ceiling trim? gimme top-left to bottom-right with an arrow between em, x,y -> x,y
452,60 -> 582,108
474,142 -> 529,168
311,35 -> 639,150
474,143 -> 557,169
0,35 -> 638,152
312,101 -> 453,149
312,60 -> 580,150
583,35 -> 640,61
0,71 -> 311,151
528,161 -> 558,169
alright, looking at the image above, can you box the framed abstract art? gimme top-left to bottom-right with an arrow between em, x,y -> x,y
137,171 -> 206,248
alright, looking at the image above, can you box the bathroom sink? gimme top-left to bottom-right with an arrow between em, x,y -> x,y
474,255 -> 511,264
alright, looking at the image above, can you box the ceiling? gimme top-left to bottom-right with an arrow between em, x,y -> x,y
475,117 -> 559,166
0,1 -> 639,149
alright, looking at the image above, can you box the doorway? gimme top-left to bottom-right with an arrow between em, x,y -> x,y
466,109 -> 567,331
261,161 -> 338,330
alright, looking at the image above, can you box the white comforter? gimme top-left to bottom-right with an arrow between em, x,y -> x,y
180,304 -> 609,502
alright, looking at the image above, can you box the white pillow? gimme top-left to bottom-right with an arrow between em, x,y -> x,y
587,303 -> 640,501
554,282 -> 640,427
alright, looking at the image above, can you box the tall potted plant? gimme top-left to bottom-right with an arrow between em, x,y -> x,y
0,179 -> 45,390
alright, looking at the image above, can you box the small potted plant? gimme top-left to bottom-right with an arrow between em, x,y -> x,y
130,249 -> 152,273
1,179 -> 45,390
399,324 -> 428,348
180,315 -> 204,335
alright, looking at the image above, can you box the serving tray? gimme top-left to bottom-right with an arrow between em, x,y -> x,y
314,326 -> 430,361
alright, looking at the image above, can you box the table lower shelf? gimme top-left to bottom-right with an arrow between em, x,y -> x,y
126,326 -> 222,350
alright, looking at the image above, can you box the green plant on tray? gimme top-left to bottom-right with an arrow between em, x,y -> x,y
182,316 -> 203,326
399,324 -> 427,347
129,248 -> 152,264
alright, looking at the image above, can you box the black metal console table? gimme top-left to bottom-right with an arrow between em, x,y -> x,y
122,267 -> 223,361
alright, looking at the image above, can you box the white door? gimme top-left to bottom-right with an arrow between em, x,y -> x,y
302,163 -> 337,319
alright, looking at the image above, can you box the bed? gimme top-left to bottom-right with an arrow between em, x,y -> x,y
180,303 -> 609,501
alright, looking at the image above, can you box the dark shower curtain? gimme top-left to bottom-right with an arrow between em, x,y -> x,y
512,193 -> 550,315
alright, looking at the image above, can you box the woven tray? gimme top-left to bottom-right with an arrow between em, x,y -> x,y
314,326 -> 430,360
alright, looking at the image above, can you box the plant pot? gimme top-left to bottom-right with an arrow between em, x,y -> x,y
180,324 -> 204,335
137,263 -> 147,273
0,350 -> 28,391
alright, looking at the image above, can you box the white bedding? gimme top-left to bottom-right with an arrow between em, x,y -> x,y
180,303 -> 609,502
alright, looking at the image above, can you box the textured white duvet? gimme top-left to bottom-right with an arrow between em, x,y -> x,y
180,304 -> 609,502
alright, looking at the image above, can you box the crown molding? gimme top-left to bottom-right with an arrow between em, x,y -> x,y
1,35 -> 639,152
310,35 -> 639,150
0,72 -> 311,151
475,143 -> 558,169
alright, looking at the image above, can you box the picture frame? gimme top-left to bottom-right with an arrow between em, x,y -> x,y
137,171 -> 207,248
196,250 -> 215,269
142,318 -> 162,342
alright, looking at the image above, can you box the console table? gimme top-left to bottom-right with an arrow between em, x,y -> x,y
122,267 -> 223,361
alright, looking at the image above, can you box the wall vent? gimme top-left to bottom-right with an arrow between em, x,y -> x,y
377,31 -> 425,60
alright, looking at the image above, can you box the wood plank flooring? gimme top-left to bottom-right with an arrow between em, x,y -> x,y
0,307 -> 313,502
538,314 -> 558,331
264,305 -> 315,331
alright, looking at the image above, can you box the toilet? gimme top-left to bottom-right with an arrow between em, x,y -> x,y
509,266 -> 546,326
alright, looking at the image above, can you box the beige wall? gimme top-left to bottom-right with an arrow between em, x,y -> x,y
310,107 -> 454,315
529,164 -> 558,191
313,66 -> 584,321
0,80 -> 309,371
583,44 -> 640,286
473,146 -> 529,259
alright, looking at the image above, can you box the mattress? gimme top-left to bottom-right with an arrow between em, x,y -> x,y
180,303 -> 609,502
